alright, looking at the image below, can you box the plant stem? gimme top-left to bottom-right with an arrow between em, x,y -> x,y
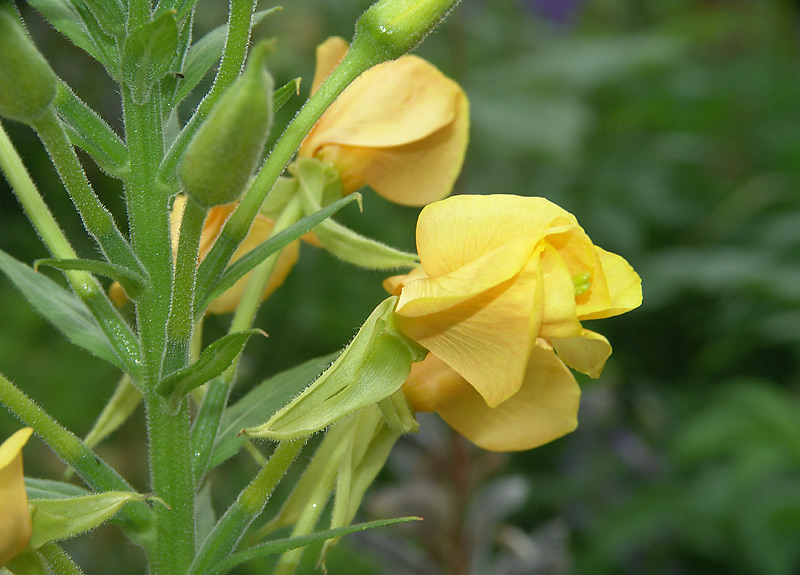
188,439 -> 304,575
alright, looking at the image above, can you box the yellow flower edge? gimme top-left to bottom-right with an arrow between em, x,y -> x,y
0,427 -> 33,567
299,36 -> 469,206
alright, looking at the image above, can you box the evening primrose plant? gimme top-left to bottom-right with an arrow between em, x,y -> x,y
0,0 -> 639,574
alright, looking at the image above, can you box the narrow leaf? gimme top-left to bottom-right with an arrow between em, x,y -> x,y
158,329 -> 265,400
76,0 -> 125,39
198,194 -> 359,314
273,78 -> 302,112
211,517 -> 420,574
35,258 -> 147,300
0,249 -> 122,368
27,0 -> 103,63
28,492 -> 159,549
122,11 -> 180,104
25,479 -> 88,500
175,8 -> 279,105
209,354 -> 336,470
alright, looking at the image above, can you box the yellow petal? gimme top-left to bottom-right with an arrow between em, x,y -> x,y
409,344 -> 581,452
206,214 -> 300,314
578,247 -> 642,320
383,266 -> 427,296
0,428 -> 33,566
414,195 -> 577,279
310,36 -> 348,95
538,244 -> 582,339
395,259 -> 542,408
551,329 -> 612,378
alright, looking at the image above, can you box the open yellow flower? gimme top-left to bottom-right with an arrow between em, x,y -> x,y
384,195 -> 642,451
111,196 -> 299,314
298,37 -> 469,206
1,427 -> 33,566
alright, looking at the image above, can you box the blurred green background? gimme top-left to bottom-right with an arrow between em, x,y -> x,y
2,0 -> 800,573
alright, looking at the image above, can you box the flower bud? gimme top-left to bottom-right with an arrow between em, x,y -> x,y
0,9 -> 57,125
353,0 -> 460,61
178,42 -> 274,207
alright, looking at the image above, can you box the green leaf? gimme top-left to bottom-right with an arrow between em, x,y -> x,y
35,258 -> 147,300
27,0 -> 104,63
28,491 -> 159,549
75,0 -> 125,39
158,329 -> 265,401
122,10 -> 180,104
0,249 -> 122,368
273,78 -> 301,111
209,354 -> 336,470
244,297 -> 427,441
174,8 -> 279,105
25,478 -> 89,500
197,194 -> 360,315
211,517 -> 420,574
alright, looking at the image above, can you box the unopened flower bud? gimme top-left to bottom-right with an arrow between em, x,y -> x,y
353,0 -> 459,61
178,42 -> 274,207
0,9 -> 57,125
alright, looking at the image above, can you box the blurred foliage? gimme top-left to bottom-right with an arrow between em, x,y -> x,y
2,0 -> 800,574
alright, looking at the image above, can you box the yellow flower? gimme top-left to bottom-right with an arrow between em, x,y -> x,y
110,196 -> 299,314
384,195 -> 642,451
1,427 -> 33,566
298,37 -> 469,206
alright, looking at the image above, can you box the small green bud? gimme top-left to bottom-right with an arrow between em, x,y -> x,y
353,0 -> 460,61
0,9 -> 57,124
178,42 -> 274,207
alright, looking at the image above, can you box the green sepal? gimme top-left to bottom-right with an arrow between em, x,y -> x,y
5,550 -> 48,575
294,158 -> 419,269
157,329 -> 265,402
174,8 -> 280,105
207,354 -> 336,470
28,491 -> 163,550
54,83 -> 128,177
122,10 -> 180,105
211,517 -> 420,575
0,9 -> 57,125
178,41 -> 274,207
196,193 -> 360,316
0,249 -> 124,369
25,479 -> 88,500
273,77 -> 302,111
243,296 -> 427,440
377,388 -> 419,433
34,258 -> 147,301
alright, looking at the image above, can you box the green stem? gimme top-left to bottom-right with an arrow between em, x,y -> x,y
31,109 -> 144,276
194,38 -> 383,300
163,196 -> 207,376
38,543 -> 85,575
188,439 -> 304,575
0,373 -> 153,542
0,120 -> 142,379
159,0 -> 258,186
190,197 -> 303,484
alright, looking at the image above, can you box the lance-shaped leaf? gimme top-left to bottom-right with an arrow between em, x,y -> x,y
0,249 -> 122,368
27,0 -> 103,64
35,258 -> 147,301
174,8 -> 280,105
196,194 -> 360,316
208,354 -> 336,470
122,10 -> 180,104
25,479 -> 88,500
28,491 -> 162,550
211,517 -> 420,575
273,78 -> 302,112
243,297 -> 427,441
77,0 -> 125,40
158,329 -> 265,402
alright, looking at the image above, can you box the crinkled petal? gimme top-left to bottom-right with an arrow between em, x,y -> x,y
310,36 -> 348,95
539,244 -> 582,339
578,247 -> 642,320
551,329 -> 612,378
395,264 -> 541,408
415,195 -> 577,278
303,55 -> 460,154
383,266 -> 428,296
415,344 -> 581,452
0,428 -> 33,566
327,89 -> 469,205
